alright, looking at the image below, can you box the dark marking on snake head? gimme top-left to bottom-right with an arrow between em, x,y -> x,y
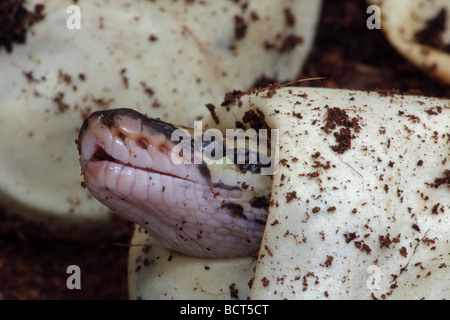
213,182 -> 241,190
78,109 -> 117,139
221,202 -> 245,219
250,196 -> 269,209
200,135 -> 225,158
80,108 -> 183,143
198,161 -> 212,184
100,108 -> 122,128
144,118 -> 179,139
231,147 -> 272,174
79,116 -> 90,138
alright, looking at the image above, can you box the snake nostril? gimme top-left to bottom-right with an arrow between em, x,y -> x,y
91,145 -> 115,163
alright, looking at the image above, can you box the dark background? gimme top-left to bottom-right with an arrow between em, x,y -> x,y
0,0 -> 448,299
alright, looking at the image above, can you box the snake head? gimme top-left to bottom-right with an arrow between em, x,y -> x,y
77,108 -> 271,258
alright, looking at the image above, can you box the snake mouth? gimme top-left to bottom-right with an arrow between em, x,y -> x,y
78,108 -> 211,187
85,144 -> 192,185
89,145 -> 116,164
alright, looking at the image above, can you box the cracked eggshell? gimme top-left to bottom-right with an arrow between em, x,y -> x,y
245,88 -> 449,300
369,0 -> 450,84
131,87 -> 449,299
0,0 -> 322,238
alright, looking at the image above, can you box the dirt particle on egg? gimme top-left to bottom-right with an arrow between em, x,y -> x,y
261,277 -> 270,287
283,8 -> 296,27
148,34 -> 158,42
344,232 -> 358,243
120,68 -> 129,89
229,283 -> 239,300
58,69 -> 72,85
285,191 -> 297,203
280,34 -> 303,53
205,103 -> 219,124
431,170 -> 449,188
399,247 -> 408,258
323,255 -> 333,268
321,107 -> 361,154
140,81 -> 154,98
234,15 -> 247,40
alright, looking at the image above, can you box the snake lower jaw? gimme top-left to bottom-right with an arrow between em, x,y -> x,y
82,159 -> 265,258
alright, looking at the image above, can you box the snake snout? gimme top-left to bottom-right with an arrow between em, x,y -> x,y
77,108 -> 210,185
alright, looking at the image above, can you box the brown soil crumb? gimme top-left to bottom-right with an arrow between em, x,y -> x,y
284,8 -> 296,27
431,203 -> 441,215
148,34 -> 158,42
344,232 -> 358,243
234,15 -> 247,40
229,283 -> 239,300
220,89 -> 246,108
221,81 -> 281,110
52,92 -> 70,113
323,255 -> 333,267
241,108 -> 270,131
322,107 -> 361,134
0,0 -> 45,53
321,107 -> 361,154
140,81 -> 155,98
331,127 -> 354,154
432,169 -> 450,188
280,34 -> 304,53
120,68 -> 128,89
205,103 -> 219,124
379,233 -> 401,249
399,246 -> 408,258
354,241 -> 372,255
261,277 -> 270,287
285,191 -> 297,203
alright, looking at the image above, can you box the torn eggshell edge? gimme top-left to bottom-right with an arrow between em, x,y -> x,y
217,87 -> 449,299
